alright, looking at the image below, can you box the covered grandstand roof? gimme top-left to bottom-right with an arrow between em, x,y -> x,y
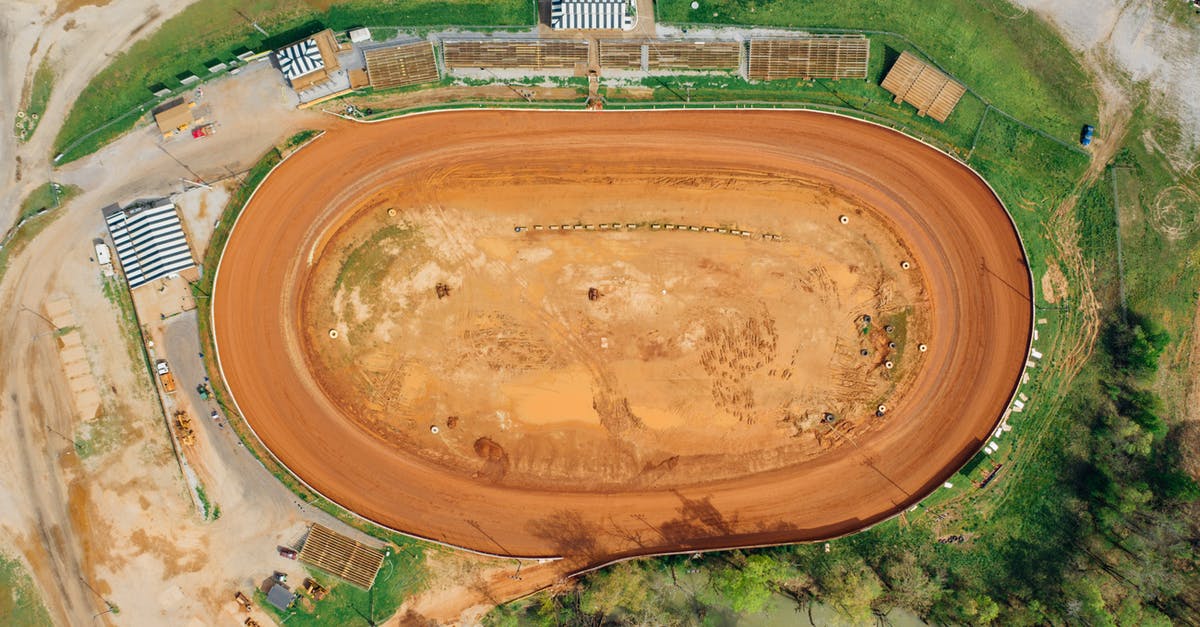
275,38 -> 325,80
103,201 -> 195,289
551,0 -> 634,30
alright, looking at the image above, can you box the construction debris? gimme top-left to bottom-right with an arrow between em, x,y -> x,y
303,577 -> 329,601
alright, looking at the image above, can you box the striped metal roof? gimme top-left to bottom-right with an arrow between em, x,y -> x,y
104,201 -> 195,289
276,38 -> 325,81
551,0 -> 634,30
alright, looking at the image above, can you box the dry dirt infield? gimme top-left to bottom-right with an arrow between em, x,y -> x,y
212,110 -> 1032,565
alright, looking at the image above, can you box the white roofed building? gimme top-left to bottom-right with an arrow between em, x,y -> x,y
551,0 -> 635,30
272,30 -> 343,95
103,200 -> 196,289
276,38 -> 325,82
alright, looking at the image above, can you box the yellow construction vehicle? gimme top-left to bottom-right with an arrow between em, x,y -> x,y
234,591 -> 252,611
174,410 -> 195,446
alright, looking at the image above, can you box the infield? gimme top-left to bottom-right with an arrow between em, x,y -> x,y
213,110 -> 1032,563
302,160 -> 929,490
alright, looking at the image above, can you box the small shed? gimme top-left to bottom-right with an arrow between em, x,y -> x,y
152,99 -> 194,136
265,583 -> 296,612
348,27 -> 371,43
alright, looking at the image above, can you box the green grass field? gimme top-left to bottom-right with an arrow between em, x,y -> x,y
1110,103 -> 1200,426
53,0 -> 536,163
657,0 -> 1097,141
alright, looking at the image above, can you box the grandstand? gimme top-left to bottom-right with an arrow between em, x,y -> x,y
880,51 -> 966,123
747,36 -> 869,80
550,0 -> 634,30
442,39 -> 589,70
364,41 -> 439,89
599,40 -> 741,71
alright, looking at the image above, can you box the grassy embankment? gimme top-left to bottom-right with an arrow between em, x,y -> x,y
53,0 -> 536,164
0,553 -> 53,625
657,0 -> 1095,142
0,183 -> 82,279
14,57 -> 55,142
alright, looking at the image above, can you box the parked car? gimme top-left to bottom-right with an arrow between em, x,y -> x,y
1080,124 -> 1095,146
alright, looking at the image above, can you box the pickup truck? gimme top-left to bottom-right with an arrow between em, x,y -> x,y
191,123 -> 215,139
156,360 -> 177,393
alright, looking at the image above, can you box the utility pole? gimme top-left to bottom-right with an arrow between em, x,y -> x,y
234,8 -> 269,37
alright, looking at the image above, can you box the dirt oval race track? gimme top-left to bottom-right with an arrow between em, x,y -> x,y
213,110 -> 1032,566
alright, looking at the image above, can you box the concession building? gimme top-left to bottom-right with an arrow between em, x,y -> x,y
550,0 -> 635,30
274,29 -> 341,91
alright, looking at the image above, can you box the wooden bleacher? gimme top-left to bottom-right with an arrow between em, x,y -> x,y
599,40 -> 741,71
747,36 -> 869,81
442,39 -> 589,70
297,523 -> 385,589
880,51 -> 966,123
364,41 -> 440,89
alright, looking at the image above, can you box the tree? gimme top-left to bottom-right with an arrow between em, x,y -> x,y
881,551 -> 944,615
1103,314 -> 1168,376
931,589 -> 1000,626
702,553 -> 775,614
580,561 -> 654,617
1063,575 -> 1115,627
817,558 -> 884,624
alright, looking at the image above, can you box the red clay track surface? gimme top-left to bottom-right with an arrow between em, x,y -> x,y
213,111 -> 1031,566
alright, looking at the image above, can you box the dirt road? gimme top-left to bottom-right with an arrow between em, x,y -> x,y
0,7 -> 330,618
213,110 -> 1034,569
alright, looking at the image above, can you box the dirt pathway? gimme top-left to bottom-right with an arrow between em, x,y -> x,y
1,0 -> 203,230
1043,70 -> 1132,391
0,3 -> 336,622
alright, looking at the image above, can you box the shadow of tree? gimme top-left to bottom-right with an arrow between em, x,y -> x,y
528,510 -> 603,562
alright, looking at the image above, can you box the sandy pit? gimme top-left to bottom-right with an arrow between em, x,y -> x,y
213,110 -> 1032,564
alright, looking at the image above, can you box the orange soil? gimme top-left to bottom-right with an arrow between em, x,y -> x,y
299,170 -> 928,491
213,111 -> 1031,568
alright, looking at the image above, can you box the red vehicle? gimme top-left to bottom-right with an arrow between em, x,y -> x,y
192,124 -> 215,139
278,547 -> 297,560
